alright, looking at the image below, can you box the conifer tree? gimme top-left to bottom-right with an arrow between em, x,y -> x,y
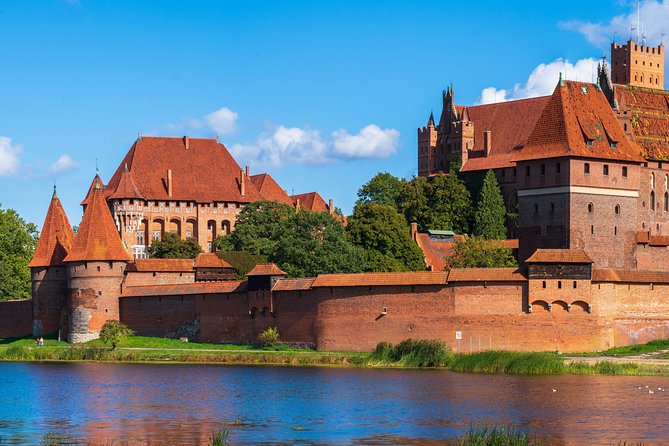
473,170 -> 507,240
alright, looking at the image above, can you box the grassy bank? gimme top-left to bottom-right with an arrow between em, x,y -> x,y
3,336 -> 669,376
574,338 -> 669,357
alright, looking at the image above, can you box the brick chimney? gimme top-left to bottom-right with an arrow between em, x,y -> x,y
296,198 -> 301,211
328,199 -> 334,215
240,169 -> 246,196
245,165 -> 250,177
167,169 -> 173,197
483,130 -> 492,157
183,135 -> 190,150
410,222 -> 418,241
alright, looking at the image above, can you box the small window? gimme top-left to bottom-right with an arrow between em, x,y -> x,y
622,166 -> 628,178
584,163 -> 590,174
591,225 -> 594,234
651,191 -> 656,211
573,281 -> 577,289
586,139 -> 594,147
588,203 -> 594,213
665,192 -> 668,212
534,203 -> 539,215
614,226 -> 618,235
541,164 -> 546,176
542,281 -> 546,289
603,165 -> 609,176
550,202 -> 555,214
558,281 -> 562,289
615,205 -> 620,215
525,166 -> 530,177
556,163 -> 561,174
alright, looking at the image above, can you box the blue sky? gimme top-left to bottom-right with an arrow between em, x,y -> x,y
1,0 -> 667,228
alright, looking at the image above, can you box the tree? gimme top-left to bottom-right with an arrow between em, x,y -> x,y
272,210 -> 367,277
347,203 -> 425,272
149,232 -> 202,259
99,320 -> 134,349
215,200 -> 294,257
356,172 -> 406,208
445,237 -> 517,269
0,204 -> 38,300
258,327 -> 280,347
474,170 -> 507,240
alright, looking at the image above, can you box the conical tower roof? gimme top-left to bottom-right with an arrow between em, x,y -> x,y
107,164 -> 144,200
28,187 -> 75,267
65,178 -> 132,262
80,174 -> 104,207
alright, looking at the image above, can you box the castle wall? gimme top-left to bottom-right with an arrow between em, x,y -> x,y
31,266 -> 68,336
124,271 -> 195,287
0,299 -> 33,338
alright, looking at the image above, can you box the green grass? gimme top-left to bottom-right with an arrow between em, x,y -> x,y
575,338 -> 669,357
367,339 -> 452,367
450,351 -> 565,375
458,425 -> 544,446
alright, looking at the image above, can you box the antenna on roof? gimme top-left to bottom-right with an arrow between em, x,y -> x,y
215,132 -> 219,143
53,180 -> 57,199
632,0 -> 640,42
613,29 -> 618,44
95,158 -> 99,175
137,131 -> 142,142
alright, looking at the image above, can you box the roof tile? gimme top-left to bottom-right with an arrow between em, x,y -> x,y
311,271 -> 447,287
525,248 -> 592,264
29,191 -> 75,267
121,281 -> 246,297
247,263 -> 286,276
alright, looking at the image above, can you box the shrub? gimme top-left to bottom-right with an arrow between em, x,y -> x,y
99,320 -> 134,350
258,327 -> 280,347
369,339 -> 451,367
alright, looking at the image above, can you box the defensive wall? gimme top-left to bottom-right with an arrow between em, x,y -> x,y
0,299 -> 33,338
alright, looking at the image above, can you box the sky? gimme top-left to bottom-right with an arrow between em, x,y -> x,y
2,0 -> 669,228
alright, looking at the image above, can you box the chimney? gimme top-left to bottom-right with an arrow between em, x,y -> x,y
328,199 -> 334,215
410,222 -> 418,241
167,169 -> 173,197
296,198 -> 301,211
483,130 -> 492,157
245,165 -> 250,177
183,135 -> 190,150
240,169 -> 246,196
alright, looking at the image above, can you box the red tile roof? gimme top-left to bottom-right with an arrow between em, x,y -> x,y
415,233 -> 465,271
649,235 -> 669,246
80,174 -> 104,207
447,268 -> 526,282
247,263 -> 286,276
128,259 -> 194,272
107,165 -> 144,200
614,84 -> 669,160
460,96 -> 550,172
65,178 -> 132,262
592,269 -> 669,283
250,173 -> 294,206
636,231 -> 651,244
195,253 -> 233,268
311,272 -> 447,287
105,136 -> 263,203
291,191 -> 329,212
525,249 -> 592,264
121,281 -> 246,297
515,81 -> 645,163
29,191 -> 75,267
272,278 -> 316,291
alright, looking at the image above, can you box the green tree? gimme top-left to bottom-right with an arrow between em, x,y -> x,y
272,210 -> 367,277
445,236 -> 517,269
356,172 -> 406,208
148,232 -> 202,259
258,327 -> 280,347
99,320 -> 134,349
216,200 -> 294,257
474,170 -> 507,240
347,202 -> 425,272
0,204 -> 38,300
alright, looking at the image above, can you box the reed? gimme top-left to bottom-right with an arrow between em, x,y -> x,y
450,351 -> 565,375
458,425 -> 544,446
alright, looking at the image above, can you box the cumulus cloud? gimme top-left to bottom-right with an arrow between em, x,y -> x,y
205,107 -> 238,136
0,137 -> 21,176
231,124 -> 400,168
48,154 -> 79,174
476,57 -> 599,104
560,0 -> 669,48
331,125 -> 400,159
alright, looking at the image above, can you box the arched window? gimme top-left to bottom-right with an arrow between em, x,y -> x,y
588,203 -> 594,213
615,204 -> 620,215
665,174 -> 668,190
664,192 -> 668,212
651,191 -> 656,211
651,173 -> 655,189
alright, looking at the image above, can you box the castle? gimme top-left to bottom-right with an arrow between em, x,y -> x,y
3,39 -> 669,352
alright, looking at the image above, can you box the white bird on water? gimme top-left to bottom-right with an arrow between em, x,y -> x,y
649,389 -> 655,394
552,388 -> 557,392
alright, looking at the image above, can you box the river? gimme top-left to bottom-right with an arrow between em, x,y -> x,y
0,362 -> 668,445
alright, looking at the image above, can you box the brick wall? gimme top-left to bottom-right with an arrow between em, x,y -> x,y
0,299 -> 33,338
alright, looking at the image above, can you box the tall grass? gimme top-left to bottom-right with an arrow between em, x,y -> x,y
368,339 -> 451,367
450,351 -> 565,375
458,425 -> 544,446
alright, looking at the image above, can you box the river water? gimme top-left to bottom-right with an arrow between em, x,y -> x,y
0,362 -> 668,445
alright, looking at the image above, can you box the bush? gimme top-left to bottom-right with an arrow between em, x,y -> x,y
369,339 -> 451,367
258,327 -> 280,347
99,320 -> 134,350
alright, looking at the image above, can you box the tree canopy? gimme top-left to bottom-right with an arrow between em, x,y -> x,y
347,202 -> 425,272
148,232 -> 203,259
0,205 -> 38,300
356,172 -> 406,207
473,170 -> 507,240
445,237 -> 517,269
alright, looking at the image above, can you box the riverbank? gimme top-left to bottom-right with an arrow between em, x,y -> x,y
3,336 -> 669,376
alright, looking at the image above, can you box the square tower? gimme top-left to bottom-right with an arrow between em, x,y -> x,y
611,40 -> 664,89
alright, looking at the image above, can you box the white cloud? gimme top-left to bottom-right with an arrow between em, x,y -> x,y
0,137 -> 21,176
48,154 -> 79,174
560,0 -> 669,48
205,107 -> 238,136
231,124 -> 400,168
476,58 -> 598,104
331,125 -> 400,159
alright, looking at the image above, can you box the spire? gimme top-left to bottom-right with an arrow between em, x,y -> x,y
65,175 -> 132,262
427,111 -> 435,127
80,173 -> 104,207
558,72 -> 565,87
52,182 -> 58,200
29,189 -> 75,267
107,164 -> 144,200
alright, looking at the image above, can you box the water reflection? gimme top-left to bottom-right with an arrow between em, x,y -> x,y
0,363 -> 667,445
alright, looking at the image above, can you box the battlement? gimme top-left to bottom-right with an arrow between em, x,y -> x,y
611,40 -> 664,88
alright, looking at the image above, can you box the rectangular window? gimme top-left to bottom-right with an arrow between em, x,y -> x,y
603,165 -> 609,176
541,164 -> 546,176
622,166 -> 628,178
558,281 -> 562,289
525,166 -> 530,177
584,163 -> 590,174
556,163 -> 561,174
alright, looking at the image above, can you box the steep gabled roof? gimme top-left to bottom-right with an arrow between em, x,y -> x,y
195,253 -> 233,269
29,189 -> 75,267
105,136 -> 263,203
291,191 -> 329,212
460,96 -> 550,172
247,263 -> 286,276
249,173 -> 294,206
613,84 -> 669,160
526,248 -> 592,264
80,174 -> 104,207
65,178 -> 132,262
515,81 -> 644,163
107,165 -> 144,200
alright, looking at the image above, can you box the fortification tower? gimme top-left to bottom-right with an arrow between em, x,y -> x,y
64,176 -> 132,343
611,39 -> 664,88
28,186 -> 75,337
417,112 -> 438,176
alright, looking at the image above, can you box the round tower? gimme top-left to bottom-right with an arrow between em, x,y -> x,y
64,176 -> 132,343
29,187 -> 75,337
